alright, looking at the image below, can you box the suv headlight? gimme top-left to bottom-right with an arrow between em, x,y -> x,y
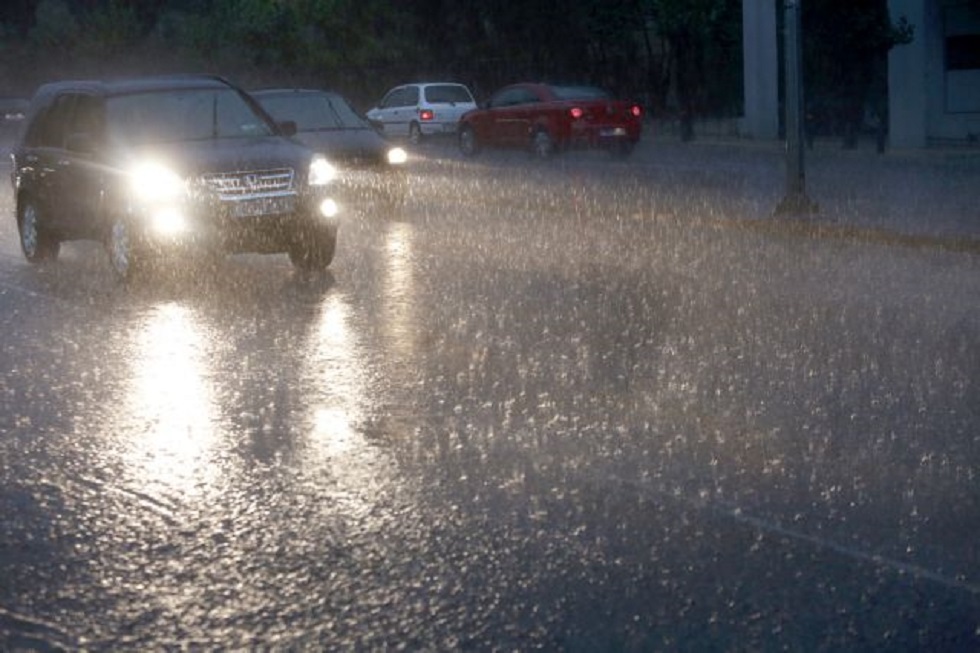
130,162 -> 185,202
387,147 -> 408,165
309,156 -> 337,186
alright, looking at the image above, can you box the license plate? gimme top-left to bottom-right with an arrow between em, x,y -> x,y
229,195 -> 295,218
600,127 -> 628,137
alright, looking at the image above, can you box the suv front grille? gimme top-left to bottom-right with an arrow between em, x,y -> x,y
198,168 -> 295,200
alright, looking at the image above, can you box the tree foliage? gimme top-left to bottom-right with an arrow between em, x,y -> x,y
28,0 -> 78,48
0,0 -> 915,141
82,0 -> 141,55
644,0 -> 741,139
803,0 -> 914,147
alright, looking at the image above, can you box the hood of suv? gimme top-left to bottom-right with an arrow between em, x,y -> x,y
120,135 -> 315,180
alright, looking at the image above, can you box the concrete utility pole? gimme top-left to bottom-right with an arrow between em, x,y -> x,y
775,0 -> 818,215
742,0 -> 779,140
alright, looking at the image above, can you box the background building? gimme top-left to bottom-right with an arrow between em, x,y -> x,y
889,0 -> 980,147
742,0 -> 980,148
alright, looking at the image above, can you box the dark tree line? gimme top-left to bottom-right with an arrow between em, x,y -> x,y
802,0 -> 913,147
1,0 -> 912,144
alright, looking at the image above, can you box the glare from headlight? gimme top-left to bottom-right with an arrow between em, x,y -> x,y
310,156 -> 337,185
387,147 -> 408,165
130,162 -> 185,202
150,207 -> 187,234
319,198 -> 339,218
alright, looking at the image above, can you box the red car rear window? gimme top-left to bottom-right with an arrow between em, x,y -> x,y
549,86 -> 610,101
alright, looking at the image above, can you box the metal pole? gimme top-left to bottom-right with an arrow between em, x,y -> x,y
775,0 -> 817,215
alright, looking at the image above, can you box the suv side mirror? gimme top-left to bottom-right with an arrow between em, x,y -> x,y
278,120 -> 297,137
66,132 -> 98,154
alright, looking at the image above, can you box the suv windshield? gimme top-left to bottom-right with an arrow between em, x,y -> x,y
107,88 -> 273,144
259,93 -> 368,131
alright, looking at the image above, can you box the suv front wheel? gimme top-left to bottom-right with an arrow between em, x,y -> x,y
17,199 -> 60,262
288,224 -> 336,272
106,217 -> 147,281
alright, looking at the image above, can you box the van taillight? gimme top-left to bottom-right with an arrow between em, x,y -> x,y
419,109 -> 434,121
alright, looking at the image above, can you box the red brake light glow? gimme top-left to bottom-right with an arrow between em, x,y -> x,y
630,105 -> 643,118
570,107 -> 584,120
419,109 -> 435,121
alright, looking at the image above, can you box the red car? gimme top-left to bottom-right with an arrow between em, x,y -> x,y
458,83 -> 643,158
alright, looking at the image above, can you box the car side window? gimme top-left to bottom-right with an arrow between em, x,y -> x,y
515,89 -> 539,105
489,89 -> 510,108
383,87 -> 416,109
490,88 -> 529,108
22,106 -> 51,147
25,94 -> 75,148
380,89 -> 399,109
425,85 -> 471,104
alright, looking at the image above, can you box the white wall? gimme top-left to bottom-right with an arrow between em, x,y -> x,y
890,0 -> 980,145
889,0 -> 930,147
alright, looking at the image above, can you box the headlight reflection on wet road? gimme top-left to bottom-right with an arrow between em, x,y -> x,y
121,301 -> 220,500
301,293 -> 404,522
381,221 -> 418,357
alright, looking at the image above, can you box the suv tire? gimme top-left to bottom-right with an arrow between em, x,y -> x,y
17,199 -> 60,262
106,217 -> 147,281
288,225 -> 337,272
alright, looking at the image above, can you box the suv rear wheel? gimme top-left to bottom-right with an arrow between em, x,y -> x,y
17,199 -> 60,262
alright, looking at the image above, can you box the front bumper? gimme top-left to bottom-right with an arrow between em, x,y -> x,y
130,190 -> 339,255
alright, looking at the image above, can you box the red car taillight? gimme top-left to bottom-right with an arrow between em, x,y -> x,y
569,107 -> 584,120
419,109 -> 434,121
630,105 -> 643,118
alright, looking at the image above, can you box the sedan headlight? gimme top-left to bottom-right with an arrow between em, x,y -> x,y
130,162 -> 185,202
309,156 -> 337,186
386,147 -> 408,166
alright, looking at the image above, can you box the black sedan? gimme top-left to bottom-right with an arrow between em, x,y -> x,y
252,89 -> 408,213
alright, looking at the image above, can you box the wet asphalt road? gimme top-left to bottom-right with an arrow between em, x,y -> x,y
1,138 -> 979,650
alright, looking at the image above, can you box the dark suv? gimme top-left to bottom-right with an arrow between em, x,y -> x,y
10,74 -> 341,279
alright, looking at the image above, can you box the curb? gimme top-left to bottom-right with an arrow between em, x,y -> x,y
727,214 -> 980,254
635,134 -> 979,252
